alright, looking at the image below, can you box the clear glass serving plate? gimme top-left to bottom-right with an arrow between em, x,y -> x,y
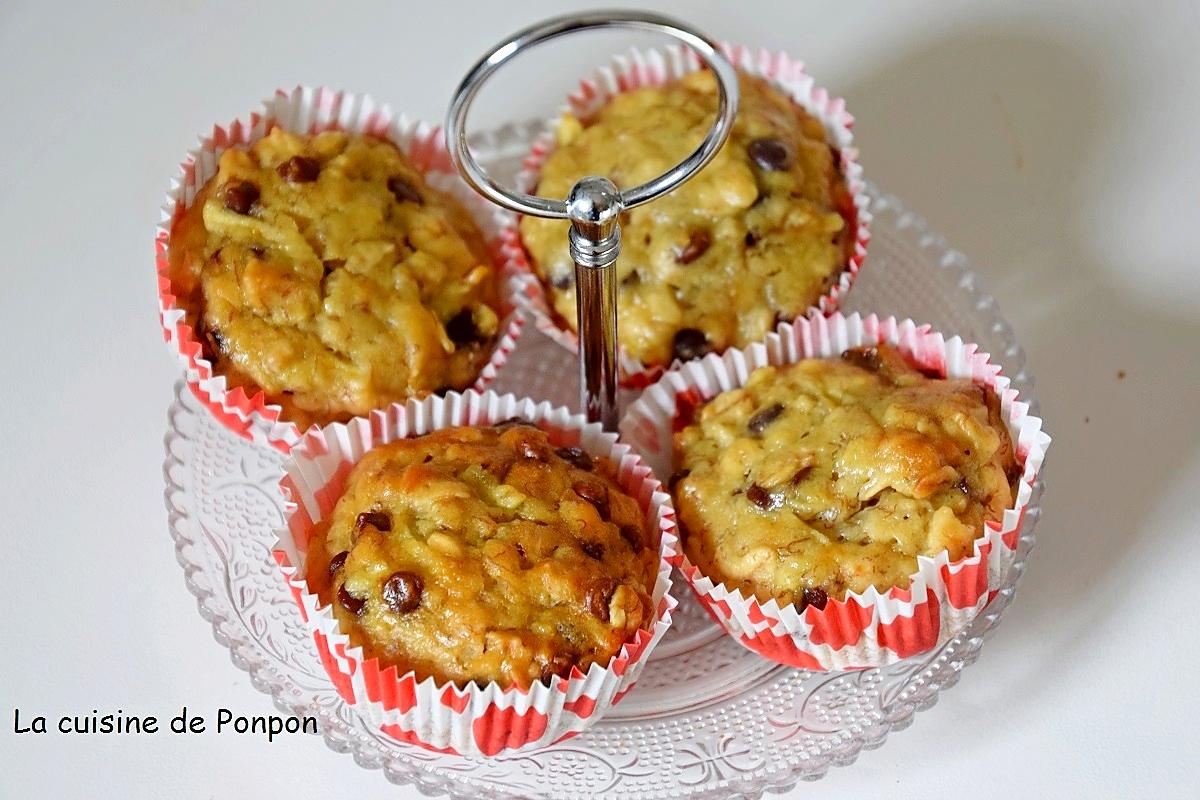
163,120 -> 1042,799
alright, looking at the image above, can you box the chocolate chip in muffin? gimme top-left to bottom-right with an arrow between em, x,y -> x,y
748,138 -> 795,171
841,346 -> 884,374
539,652 -> 576,684
744,230 -> 761,247
954,476 -> 970,495
382,571 -> 424,614
202,324 -> 227,357
338,585 -> 366,616
494,417 -> 537,430
445,309 -> 480,345
668,469 -> 690,492
800,587 -> 828,611
581,541 -> 604,560
554,446 -> 593,472
791,465 -> 814,485
327,550 -> 349,577
551,271 -> 574,290
585,579 -> 617,622
387,175 -> 423,205
355,510 -> 392,532
746,483 -> 782,511
222,180 -> 260,215
748,403 -> 785,434
676,229 -> 711,265
618,524 -> 644,550
277,155 -> 320,183
573,481 -> 609,519
671,328 -> 709,362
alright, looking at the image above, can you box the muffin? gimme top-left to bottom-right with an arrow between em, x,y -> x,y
672,343 -> 1021,608
519,69 -> 857,368
168,127 -> 502,430
304,422 -> 660,689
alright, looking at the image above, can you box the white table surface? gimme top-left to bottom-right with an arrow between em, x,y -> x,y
2,0 -> 1197,797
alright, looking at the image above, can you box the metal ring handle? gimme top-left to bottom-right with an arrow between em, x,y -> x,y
445,9 -> 740,219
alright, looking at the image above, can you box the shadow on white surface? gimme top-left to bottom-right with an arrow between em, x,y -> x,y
819,18 -> 1200,786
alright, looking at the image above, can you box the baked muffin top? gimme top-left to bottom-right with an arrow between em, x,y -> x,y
304,423 -> 659,689
673,344 -> 1020,606
519,70 -> 854,368
169,128 -> 501,429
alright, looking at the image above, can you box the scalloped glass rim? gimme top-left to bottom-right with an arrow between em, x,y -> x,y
163,119 -> 1042,800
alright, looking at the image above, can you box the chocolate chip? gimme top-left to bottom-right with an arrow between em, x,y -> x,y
388,175 -> 422,204
202,324 -> 227,357
337,585 -> 366,616
514,542 -> 527,561
551,271 -> 574,290
555,446 -> 593,471
954,477 -> 970,495
621,271 -> 641,287
581,541 -> 604,560
618,524 -> 644,550
585,579 -> 617,622
382,571 -> 423,614
748,138 -> 795,171
791,465 -> 813,485
842,346 -> 884,373
539,652 -> 576,684
748,403 -> 785,434
355,511 -> 391,532
746,484 -> 781,510
327,551 -> 349,577
800,587 -> 828,611
573,481 -> 609,519
668,469 -> 690,492
494,417 -> 537,430
222,180 -> 260,215
676,229 -> 711,264
445,309 -> 479,345
744,230 -> 761,247
277,155 -> 320,183
671,328 -> 709,362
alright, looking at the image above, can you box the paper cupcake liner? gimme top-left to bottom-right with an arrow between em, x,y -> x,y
156,86 -> 525,453
273,389 -> 678,755
497,43 -> 872,387
620,312 -> 1050,670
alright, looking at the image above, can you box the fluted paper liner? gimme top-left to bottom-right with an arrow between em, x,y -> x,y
156,86 -> 525,453
498,43 -> 872,387
620,313 -> 1050,670
273,389 -> 678,755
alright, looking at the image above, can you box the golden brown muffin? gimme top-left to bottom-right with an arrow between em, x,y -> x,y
169,128 -> 501,429
520,70 -> 855,368
673,344 -> 1020,607
304,423 -> 660,689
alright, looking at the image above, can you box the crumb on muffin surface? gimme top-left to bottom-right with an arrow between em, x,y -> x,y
519,70 -> 854,367
672,344 -> 1020,605
169,128 -> 501,428
304,424 -> 659,689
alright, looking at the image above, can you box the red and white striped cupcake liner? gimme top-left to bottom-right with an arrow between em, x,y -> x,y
273,389 -> 678,755
156,86 -> 525,453
497,43 -> 872,388
620,313 -> 1050,671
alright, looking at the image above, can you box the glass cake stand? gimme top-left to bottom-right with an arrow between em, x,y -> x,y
163,118 -> 1042,799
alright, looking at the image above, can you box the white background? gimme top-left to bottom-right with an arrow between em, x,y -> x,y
1,0 -> 1198,797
